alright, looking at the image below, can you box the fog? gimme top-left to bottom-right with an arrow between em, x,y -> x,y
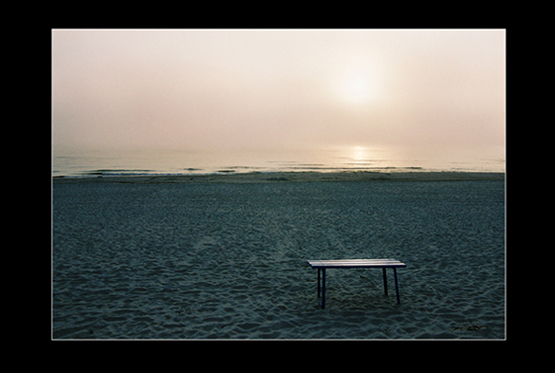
52,30 -> 505,153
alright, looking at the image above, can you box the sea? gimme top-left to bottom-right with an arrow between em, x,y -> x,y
52,145 -> 505,178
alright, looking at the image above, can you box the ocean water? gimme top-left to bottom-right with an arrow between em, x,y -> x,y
52,145 -> 505,177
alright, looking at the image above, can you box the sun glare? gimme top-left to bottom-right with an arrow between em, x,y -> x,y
352,146 -> 368,160
335,68 -> 383,105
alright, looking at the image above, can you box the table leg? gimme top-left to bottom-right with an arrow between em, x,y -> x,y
321,269 -> 326,309
316,268 -> 326,309
382,268 -> 388,296
317,268 -> 321,298
393,268 -> 400,305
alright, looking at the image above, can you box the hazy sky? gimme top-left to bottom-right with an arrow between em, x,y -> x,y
52,29 -> 505,152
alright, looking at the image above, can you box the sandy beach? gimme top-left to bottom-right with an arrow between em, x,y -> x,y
52,172 -> 505,339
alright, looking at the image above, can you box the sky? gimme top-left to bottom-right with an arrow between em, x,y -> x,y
52,29 -> 505,153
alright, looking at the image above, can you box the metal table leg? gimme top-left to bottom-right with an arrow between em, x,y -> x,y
317,268 -> 320,298
393,268 -> 400,304
382,268 -> 388,296
317,268 -> 326,309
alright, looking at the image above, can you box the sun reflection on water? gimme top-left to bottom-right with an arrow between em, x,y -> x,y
335,145 -> 388,170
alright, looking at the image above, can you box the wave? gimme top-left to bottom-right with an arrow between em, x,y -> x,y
83,169 -> 157,176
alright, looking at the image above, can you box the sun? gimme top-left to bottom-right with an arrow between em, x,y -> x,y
334,65 -> 385,105
345,79 -> 369,100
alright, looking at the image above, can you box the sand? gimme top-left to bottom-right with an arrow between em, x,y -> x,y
52,172 -> 505,339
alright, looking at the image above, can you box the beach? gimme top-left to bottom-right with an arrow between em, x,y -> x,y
52,172 -> 505,339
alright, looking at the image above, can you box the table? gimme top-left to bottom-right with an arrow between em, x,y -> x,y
307,259 -> 407,309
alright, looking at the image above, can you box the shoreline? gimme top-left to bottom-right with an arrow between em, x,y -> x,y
53,170 -> 505,184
